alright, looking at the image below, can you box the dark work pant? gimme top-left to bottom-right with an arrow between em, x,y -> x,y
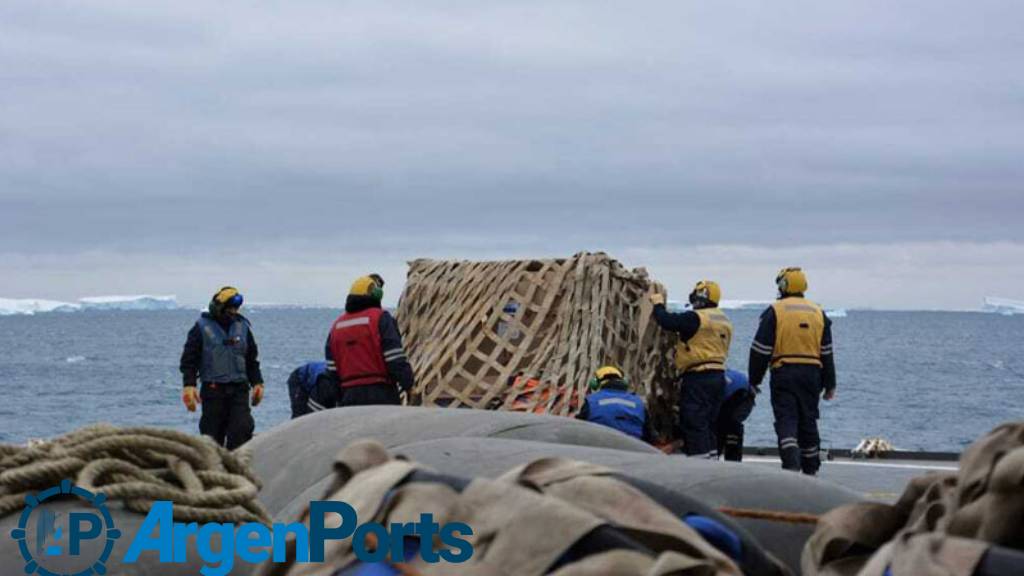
339,382 -> 402,406
199,382 -> 254,450
716,389 -> 755,462
288,378 -> 312,419
678,370 -> 725,457
769,365 -> 823,475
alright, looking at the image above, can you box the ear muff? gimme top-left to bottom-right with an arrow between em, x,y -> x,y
350,276 -> 383,301
776,267 -> 807,295
689,281 -> 721,307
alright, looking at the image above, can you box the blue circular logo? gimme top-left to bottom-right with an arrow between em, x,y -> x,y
9,479 -> 120,576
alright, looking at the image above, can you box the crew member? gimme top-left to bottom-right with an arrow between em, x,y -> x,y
287,361 -> 327,418
651,281 -> 733,458
749,267 -> 836,475
716,369 -> 756,462
576,366 -> 654,442
316,274 -> 415,408
180,286 -> 264,449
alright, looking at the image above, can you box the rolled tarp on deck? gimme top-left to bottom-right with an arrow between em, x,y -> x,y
247,406 -> 861,573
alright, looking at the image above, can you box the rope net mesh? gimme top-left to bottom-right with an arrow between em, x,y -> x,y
398,252 -> 679,439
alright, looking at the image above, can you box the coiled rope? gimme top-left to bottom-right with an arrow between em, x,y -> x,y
0,424 -> 271,524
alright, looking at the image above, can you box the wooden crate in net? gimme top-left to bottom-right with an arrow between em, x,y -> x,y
397,252 -> 680,439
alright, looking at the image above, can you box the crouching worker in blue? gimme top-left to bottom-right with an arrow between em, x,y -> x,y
287,361 -> 327,418
651,281 -> 733,458
180,286 -> 264,449
577,366 -> 655,443
716,369 -> 756,462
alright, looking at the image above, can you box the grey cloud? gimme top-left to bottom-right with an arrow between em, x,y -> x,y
1,0 -> 1023,302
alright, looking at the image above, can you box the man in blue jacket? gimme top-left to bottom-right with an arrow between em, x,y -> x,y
576,366 -> 654,443
287,361 -> 327,418
716,369 -> 756,461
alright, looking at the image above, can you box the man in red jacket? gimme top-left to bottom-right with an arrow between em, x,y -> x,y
313,274 -> 415,408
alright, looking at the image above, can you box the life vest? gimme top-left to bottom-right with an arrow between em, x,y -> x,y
330,308 -> 389,388
674,308 -> 732,373
197,316 -> 249,383
770,297 -> 825,368
585,387 -> 646,439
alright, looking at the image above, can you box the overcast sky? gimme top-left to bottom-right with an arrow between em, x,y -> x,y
2,1 -> 1022,309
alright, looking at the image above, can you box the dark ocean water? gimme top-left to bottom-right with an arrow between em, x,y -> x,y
0,309 -> 1021,450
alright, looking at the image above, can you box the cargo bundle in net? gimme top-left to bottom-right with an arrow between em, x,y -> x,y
397,252 -> 680,440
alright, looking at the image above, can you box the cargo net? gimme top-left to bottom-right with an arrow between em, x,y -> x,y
397,252 -> 680,440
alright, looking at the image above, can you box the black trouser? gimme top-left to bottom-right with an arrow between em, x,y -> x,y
769,364 -> 823,475
716,389 -> 755,462
199,381 -> 254,449
678,370 -> 725,457
339,382 -> 401,406
288,377 -> 312,419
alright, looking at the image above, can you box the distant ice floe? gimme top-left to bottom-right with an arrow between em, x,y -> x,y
0,295 -> 179,316
65,355 -> 87,363
983,297 -> 1024,316
826,308 -> 848,318
718,299 -> 772,310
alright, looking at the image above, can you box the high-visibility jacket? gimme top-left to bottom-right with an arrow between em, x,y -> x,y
770,297 -> 825,369
585,388 -> 646,439
674,308 -> 732,373
329,308 -> 389,388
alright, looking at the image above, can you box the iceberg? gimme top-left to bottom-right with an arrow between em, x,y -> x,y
0,295 -> 180,315
826,308 -> 848,318
983,297 -> 1024,316
78,295 -> 179,311
0,298 -> 79,316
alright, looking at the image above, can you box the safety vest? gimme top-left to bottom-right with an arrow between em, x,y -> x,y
585,387 -> 645,440
674,308 -> 732,373
197,316 -> 249,383
330,308 -> 389,388
770,297 -> 825,369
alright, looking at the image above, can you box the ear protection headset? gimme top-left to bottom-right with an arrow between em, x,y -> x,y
214,286 -> 244,309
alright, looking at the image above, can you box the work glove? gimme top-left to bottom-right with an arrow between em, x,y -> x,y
182,386 -> 200,412
649,293 -> 666,306
251,383 -> 265,406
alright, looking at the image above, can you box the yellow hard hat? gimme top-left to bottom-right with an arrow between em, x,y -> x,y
350,275 -> 384,300
594,365 -> 624,381
776,267 -> 808,296
209,286 -> 243,315
689,280 -> 721,306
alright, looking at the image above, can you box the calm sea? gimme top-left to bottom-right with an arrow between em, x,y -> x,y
0,309 -> 1021,451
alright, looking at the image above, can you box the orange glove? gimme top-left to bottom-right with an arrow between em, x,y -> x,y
182,386 -> 200,412
251,383 -> 265,406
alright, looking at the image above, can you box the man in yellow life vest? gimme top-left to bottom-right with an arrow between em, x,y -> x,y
650,280 -> 733,458
749,267 -> 836,476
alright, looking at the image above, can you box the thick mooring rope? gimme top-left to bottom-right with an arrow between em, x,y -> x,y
0,424 -> 271,524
